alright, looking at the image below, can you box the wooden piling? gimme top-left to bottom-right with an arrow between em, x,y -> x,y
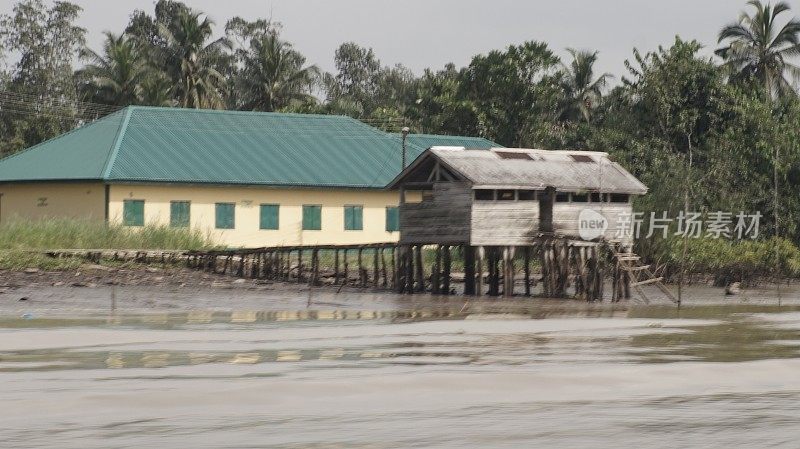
443,245 -> 452,295
432,245 -> 441,295
414,245 -> 425,293
476,246 -> 485,296
464,245 -> 476,296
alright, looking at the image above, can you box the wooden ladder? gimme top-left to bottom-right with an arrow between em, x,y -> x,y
615,251 -> 678,304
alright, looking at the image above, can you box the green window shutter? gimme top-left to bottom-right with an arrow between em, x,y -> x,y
215,203 -> 235,229
302,205 -> 321,230
170,201 -> 190,228
354,206 -> 363,230
344,206 -> 363,230
260,204 -> 279,230
386,206 -> 399,232
123,200 -> 144,227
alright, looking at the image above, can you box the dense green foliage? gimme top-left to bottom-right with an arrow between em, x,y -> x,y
652,236 -> 800,283
1,0 -> 800,278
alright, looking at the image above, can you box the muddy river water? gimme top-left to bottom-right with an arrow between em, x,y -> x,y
2,285 -> 800,448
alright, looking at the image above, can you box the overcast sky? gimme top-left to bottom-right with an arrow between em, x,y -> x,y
23,0 -> 766,80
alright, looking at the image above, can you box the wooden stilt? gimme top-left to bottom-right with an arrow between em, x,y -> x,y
488,248 -> 500,296
297,249 -> 303,283
432,245 -> 441,295
476,246 -> 485,296
406,246 -> 415,294
524,246 -> 531,297
464,245 -> 476,296
373,248 -> 380,288
503,246 -> 515,297
415,245 -> 425,292
443,245 -> 452,295
358,248 -> 365,287
333,249 -> 340,285
343,249 -> 349,286
380,248 -> 388,288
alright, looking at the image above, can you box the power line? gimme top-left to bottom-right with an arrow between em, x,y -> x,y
0,90 -> 122,114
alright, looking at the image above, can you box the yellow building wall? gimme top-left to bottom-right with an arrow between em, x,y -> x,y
108,184 -> 415,247
0,182 -> 106,223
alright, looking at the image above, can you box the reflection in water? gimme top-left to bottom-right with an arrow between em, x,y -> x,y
2,303 -> 800,448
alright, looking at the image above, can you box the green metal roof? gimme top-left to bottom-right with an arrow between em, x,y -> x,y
0,106 -> 498,188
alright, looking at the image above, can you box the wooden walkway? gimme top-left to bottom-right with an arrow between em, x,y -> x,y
183,240 -> 675,303
31,240 -> 676,303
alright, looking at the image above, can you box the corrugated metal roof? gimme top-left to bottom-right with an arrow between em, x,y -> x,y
0,108 -> 128,181
390,147 -> 648,194
0,106 -> 500,188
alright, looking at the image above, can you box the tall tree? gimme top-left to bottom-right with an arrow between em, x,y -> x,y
126,1 -> 231,109
324,42 -> 382,116
158,10 -> 231,109
716,0 -> 800,98
233,32 -> 318,111
414,64 -> 479,136
0,0 -> 85,155
461,41 -> 561,147
76,32 -> 151,106
558,48 -> 612,123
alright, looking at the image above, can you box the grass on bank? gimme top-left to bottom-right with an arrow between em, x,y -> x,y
0,218 -> 217,270
643,236 -> 800,284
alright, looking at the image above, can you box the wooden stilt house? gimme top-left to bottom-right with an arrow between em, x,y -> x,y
388,147 -> 648,246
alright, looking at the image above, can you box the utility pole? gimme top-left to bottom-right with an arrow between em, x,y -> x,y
401,126 -> 410,171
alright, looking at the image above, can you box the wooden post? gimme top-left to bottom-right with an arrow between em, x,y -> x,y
343,249 -> 349,286
541,242 -> 550,298
406,246 -> 415,294
333,249 -> 340,285
431,245 -> 441,295
415,245 -> 425,293
396,246 -> 406,293
488,247 -> 500,296
358,248 -> 365,287
310,249 -> 319,286
524,246 -> 531,296
476,246 -> 485,296
464,245 -> 476,296
297,249 -> 303,283
443,245 -> 452,295
373,247 -> 380,288
503,246 -> 515,297
381,247 -> 388,288
390,246 -> 397,291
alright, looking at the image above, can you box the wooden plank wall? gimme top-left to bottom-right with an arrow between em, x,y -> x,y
471,201 -> 539,246
399,182 -> 472,244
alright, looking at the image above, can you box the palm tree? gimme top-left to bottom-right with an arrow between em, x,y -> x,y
138,74 -> 174,107
558,48 -> 612,123
157,10 -> 231,109
76,32 -> 149,106
716,0 -> 800,98
235,33 -> 319,111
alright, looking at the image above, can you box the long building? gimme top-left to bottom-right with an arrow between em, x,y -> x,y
0,106 -> 496,247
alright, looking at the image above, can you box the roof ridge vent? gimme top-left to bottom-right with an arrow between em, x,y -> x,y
495,150 -> 536,161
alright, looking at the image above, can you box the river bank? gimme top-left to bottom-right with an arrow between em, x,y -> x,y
1,263 -> 800,318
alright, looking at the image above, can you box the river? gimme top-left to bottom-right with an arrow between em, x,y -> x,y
1,287 -> 800,448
